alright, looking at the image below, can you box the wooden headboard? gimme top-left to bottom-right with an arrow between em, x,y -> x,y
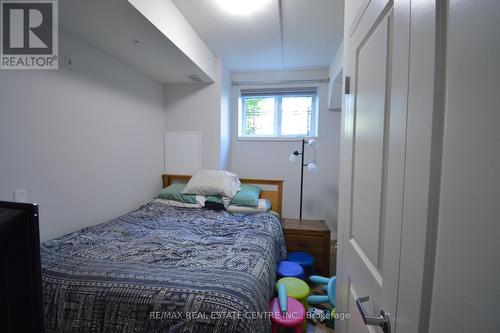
162,174 -> 284,216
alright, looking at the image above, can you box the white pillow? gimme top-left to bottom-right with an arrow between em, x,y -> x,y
154,197 -> 206,208
182,169 -> 241,199
227,199 -> 271,214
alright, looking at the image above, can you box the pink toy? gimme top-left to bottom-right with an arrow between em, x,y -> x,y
269,296 -> 306,333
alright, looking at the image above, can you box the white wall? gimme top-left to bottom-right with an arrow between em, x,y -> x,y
128,0 -> 216,81
164,81 -> 221,170
230,69 -> 341,234
328,39 -> 343,111
0,31 -> 165,241
164,58 -> 230,170
220,63 -> 232,170
428,1 -> 500,331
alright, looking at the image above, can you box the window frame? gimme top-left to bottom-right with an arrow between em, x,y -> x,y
238,91 -> 318,141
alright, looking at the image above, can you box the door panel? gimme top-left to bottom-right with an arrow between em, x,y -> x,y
350,16 -> 389,270
347,8 -> 392,320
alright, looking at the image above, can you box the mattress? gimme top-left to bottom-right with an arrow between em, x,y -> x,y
41,203 -> 287,332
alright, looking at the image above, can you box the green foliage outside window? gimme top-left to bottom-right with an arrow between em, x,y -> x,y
244,98 -> 261,136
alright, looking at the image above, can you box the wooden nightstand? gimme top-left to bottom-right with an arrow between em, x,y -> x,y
280,218 -> 331,276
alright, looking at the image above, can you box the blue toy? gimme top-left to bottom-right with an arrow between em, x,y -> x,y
277,282 -> 288,313
277,260 -> 305,279
287,251 -> 316,276
306,275 -> 336,307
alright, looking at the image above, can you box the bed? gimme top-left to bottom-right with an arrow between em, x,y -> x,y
41,175 -> 286,333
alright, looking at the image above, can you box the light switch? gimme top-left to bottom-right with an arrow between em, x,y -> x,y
64,54 -> 73,70
13,190 -> 27,203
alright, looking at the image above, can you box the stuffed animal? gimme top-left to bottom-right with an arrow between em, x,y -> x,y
307,307 -> 326,324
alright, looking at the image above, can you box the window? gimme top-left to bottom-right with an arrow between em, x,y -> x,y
239,89 -> 318,139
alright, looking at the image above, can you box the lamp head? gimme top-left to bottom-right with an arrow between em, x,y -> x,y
307,139 -> 319,150
289,150 -> 299,162
307,162 -> 318,172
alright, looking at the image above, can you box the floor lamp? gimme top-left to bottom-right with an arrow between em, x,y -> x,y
289,139 -> 319,220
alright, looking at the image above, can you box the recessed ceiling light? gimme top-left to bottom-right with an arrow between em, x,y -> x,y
216,0 -> 270,16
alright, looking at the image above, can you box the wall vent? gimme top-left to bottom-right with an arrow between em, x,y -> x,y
188,74 -> 203,82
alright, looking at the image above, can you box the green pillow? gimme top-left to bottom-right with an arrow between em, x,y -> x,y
157,183 -> 197,204
230,184 -> 262,207
206,195 -> 223,204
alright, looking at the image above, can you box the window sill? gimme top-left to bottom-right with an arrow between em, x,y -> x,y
237,136 -> 316,142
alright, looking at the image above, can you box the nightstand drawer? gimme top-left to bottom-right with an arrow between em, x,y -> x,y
311,253 -> 330,276
284,234 -> 327,252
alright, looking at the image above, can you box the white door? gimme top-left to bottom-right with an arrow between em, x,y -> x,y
336,0 -> 411,332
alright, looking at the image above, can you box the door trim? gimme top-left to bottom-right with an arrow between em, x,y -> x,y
395,1 -> 446,332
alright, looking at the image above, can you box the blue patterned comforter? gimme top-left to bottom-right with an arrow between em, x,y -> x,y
41,203 -> 286,332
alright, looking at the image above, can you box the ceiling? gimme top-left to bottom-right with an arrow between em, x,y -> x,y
60,0 -> 212,84
172,0 -> 344,71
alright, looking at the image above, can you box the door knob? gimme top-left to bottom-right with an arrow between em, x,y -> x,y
355,296 -> 391,333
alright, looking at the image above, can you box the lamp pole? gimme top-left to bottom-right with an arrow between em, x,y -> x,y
299,139 -> 305,220
291,138 -> 317,220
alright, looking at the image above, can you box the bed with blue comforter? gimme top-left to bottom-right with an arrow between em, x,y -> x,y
41,202 -> 287,332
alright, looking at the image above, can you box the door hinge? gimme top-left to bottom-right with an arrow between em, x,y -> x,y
345,76 -> 351,94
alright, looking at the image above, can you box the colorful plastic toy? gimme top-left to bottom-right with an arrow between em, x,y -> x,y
306,275 -> 336,307
276,277 -> 310,307
276,277 -> 310,331
278,281 -> 288,313
269,296 -> 306,333
277,260 -> 305,279
287,251 -> 316,276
